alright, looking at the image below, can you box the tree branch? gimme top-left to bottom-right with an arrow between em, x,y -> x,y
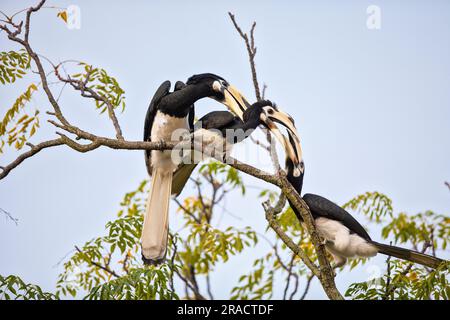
54,64 -> 124,140
1,3 -> 342,300
74,246 -> 119,279
0,138 -> 64,180
228,12 -> 261,101
228,13 -> 281,172
299,274 -> 314,300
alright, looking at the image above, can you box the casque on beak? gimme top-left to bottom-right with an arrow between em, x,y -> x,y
214,81 -> 251,119
260,109 -> 304,177
213,79 -> 304,176
268,109 -> 303,169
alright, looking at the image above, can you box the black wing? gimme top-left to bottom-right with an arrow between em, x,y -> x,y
144,80 -> 171,176
302,193 -> 372,241
197,111 -> 237,131
172,111 -> 242,197
174,81 -> 195,131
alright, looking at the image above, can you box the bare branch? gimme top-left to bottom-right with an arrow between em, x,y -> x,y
24,0 -> 46,42
0,138 -> 64,180
261,83 -> 267,100
174,198 -> 201,224
228,12 -> 261,101
299,274 -> 314,300
228,12 -> 341,299
0,207 -> 19,225
263,198 -> 320,279
206,274 -> 214,300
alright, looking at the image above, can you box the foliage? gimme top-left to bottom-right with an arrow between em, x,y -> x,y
343,191 -> 393,223
85,267 -> 178,300
382,211 -> 450,250
199,161 -> 246,195
0,275 -> 58,300
346,260 -> 450,300
343,193 -> 450,300
0,84 -> 39,153
0,49 -> 30,85
231,253 -> 275,300
1,2 -> 447,301
56,180 -> 148,297
70,62 -> 126,113
231,206 -> 312,300
56,11 -> 68,23
52,161 -> 257,300
4,180 -> 447,300
0,50 -> 37,153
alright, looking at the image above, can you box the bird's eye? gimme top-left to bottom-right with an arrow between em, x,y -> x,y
267,108 -> 274,115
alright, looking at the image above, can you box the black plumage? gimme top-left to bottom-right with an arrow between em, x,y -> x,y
141,74 -> 251,264
282,127 -> 445,269
171,100 -> 286,196
143,81 -> 171,175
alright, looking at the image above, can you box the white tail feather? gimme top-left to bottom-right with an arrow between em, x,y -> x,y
141,168 -> 173,261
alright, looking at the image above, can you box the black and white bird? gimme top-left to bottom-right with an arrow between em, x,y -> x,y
142,73 -> 250,264
275,111 -> 445,269
171,100 -> 303,196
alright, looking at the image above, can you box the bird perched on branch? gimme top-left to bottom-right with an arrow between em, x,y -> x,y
142,73 -> 250,264
274,107 -> 445,269
171,100 -> 303,197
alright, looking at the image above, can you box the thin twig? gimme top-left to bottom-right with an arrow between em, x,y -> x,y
0,138 -> 65,180
228,12 -> 261,101
74,246 -> 119,278
299,274 -> 314,300
0,208 -> 19,225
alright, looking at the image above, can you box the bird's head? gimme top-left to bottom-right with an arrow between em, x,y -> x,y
245,100 -> 305,177
187,73 -> 251,118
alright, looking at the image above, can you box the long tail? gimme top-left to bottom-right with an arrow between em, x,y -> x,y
370,241 -> 445,269
171,164 -> 197,197
141,168 -> 173,264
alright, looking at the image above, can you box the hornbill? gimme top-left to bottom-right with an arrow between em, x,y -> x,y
171,100 -> 305,197
277,113 -> 445,269
142,73 -> 250,264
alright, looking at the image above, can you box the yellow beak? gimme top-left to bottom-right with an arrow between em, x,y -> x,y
268,109 -> 303,167
222,85 -> 251,119
261,110 -> 304,176
219,84 -> 304,176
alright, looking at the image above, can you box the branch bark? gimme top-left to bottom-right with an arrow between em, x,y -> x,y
0,2 -> 343,300
228,13 -> 342,300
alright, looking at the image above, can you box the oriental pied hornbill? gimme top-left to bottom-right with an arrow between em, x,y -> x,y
171,100 -> 303,196
142,73 -> 250,264
274,107 -> 445,269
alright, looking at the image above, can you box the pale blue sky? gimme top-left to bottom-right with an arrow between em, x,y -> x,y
1,0 -> 449,299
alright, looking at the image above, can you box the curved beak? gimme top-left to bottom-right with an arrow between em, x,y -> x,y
221,84 -> 251,119
260,110 -> 304,176
215,81 -> 304,176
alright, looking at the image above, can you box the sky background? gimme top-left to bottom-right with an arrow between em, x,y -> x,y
0,0 -> 449,299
